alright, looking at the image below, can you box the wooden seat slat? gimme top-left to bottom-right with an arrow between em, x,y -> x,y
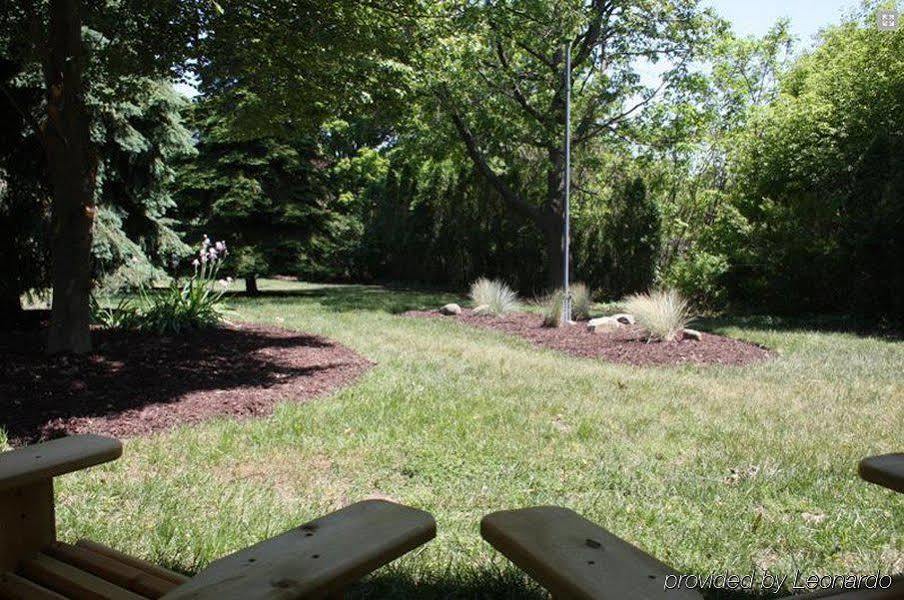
47,542 -> 177,598
0,570 -> 69,600
19,554 -> 149,600
481,506 -> 703,600
74,541 -> 188,587
162,499 -> 436,599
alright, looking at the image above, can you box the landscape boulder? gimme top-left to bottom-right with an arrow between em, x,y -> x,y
587,316 -> 622,333
439,303 -> 462,316
611,313 -> 635,325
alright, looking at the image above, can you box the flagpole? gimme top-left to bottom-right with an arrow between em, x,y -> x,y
562,40 -> 572,324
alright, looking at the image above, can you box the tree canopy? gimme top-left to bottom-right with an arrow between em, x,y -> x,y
2,0 -> 902,352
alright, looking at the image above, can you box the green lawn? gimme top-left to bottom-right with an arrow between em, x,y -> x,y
54,281 -> 902,598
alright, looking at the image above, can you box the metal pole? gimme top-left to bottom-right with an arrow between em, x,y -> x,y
562,41 -> 572,324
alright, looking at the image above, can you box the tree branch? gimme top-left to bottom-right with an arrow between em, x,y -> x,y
0,83 -> 46,150
437,90 -> 542,223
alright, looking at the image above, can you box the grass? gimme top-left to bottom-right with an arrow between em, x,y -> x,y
51,280 -> 903,597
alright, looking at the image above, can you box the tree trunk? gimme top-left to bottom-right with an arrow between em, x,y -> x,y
543,150 -> 566,290
0,289 -> 24,331
542,218 -> 564,291
245,276 -> 259,296
43,0 -> 96,355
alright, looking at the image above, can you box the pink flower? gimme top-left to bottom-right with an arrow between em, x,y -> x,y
192,258 -> 200,267
215,241 -> 225,252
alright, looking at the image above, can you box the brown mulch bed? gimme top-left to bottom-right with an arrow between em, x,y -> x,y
0,323 -> 373,446
406,309 -> 772,367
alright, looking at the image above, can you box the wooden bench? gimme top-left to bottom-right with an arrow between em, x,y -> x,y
0,435 -> 436,599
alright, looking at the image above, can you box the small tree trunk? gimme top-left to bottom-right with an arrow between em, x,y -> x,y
543,152 -> 566,291
43,0 -> 96,355
245,276 -> 259,296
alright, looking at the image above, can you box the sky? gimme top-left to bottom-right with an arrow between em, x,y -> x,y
173,0 -> 867,99
706,0 -> 862,42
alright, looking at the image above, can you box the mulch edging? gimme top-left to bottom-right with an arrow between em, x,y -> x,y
0,323 -> 373,446
406,309 -> 772,367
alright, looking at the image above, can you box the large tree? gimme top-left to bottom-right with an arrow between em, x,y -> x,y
415,0 -> 719,288
728,6 -> 904,315
2,0 -> 199,352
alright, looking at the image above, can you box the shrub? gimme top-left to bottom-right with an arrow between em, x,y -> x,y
469,277 -> 518,315
622,289 -> 693,341
93,236 -> 231,334
0,428 -> 8,451
660,251 -> 729,309
569,282 -> 592,320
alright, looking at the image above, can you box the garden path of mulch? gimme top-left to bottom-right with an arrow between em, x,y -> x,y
0,322 -> 373,446
406,309 -> 772,367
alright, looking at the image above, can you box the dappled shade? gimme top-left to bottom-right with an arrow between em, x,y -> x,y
0,323 -> 372,446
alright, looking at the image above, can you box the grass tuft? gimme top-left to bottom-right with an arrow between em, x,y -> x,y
538,289 -> 565,327
469,278 -> 519,315
622,288 -> 693,341
570,282 -> 592,320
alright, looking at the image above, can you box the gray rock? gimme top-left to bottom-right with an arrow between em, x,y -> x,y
587,316 -> 622,333
683,328 -> 703,341
439,303 -> 462,315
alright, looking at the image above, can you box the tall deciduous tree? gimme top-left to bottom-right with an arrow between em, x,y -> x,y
417,0 -> 719,288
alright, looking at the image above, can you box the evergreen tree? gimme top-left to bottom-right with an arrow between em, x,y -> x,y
176,107 -> 360,293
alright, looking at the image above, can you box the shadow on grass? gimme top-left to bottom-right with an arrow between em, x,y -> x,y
697,314 -> 902,341
227,283 -> 463,315
339,568 -> 791,599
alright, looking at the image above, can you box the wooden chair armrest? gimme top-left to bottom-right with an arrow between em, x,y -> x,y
0,435 -> 122,492
858,454 -> 904,494
481,506 -> 703,600
162,500 -> 436,599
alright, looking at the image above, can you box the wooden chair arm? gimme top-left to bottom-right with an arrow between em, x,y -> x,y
162,500 -> 436,599
0,435 -> 122,492
858,453 -> 904,494
481,506 -> 703,600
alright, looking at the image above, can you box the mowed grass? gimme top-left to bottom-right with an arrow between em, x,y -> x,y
53,280 -> 902,597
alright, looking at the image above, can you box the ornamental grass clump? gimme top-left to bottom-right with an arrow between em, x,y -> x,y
539,289 -> 565,327
469,277 -> 519,315
570,282 -> 592,320
538,283 -> 592,327
622,288 -> 693,342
